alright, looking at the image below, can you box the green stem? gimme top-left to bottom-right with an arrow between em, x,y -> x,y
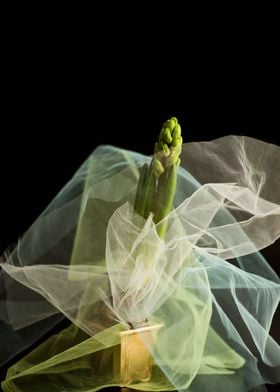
143,159 -> 157,219
134,163 -> 148,215
155,163 -> 177,239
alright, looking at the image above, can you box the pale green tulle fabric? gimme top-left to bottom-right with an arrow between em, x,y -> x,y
0,136 -> 280,391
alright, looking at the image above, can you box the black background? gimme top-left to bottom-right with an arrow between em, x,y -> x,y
0,63 -> 280,390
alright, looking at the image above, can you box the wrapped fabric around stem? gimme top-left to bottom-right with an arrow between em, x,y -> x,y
0,133 -> 279,391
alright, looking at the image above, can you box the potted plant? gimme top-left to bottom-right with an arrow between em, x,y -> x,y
1,118 -> 280,391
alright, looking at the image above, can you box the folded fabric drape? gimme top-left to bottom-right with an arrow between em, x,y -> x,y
1,136 -> 279,391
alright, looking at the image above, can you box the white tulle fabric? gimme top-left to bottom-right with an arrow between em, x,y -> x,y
0,136 -> 279,391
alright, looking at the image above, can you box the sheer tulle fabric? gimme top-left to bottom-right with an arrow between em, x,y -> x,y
0,136 -> 279,391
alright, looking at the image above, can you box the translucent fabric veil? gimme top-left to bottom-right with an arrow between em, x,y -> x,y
0,135 -> 279,391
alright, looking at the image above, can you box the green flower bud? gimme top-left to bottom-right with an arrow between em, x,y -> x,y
153,159 -> 164,177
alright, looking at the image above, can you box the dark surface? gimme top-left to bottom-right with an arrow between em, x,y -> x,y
1,86 -> 279,391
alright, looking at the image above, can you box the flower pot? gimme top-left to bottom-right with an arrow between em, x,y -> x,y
115,323 -> 163,385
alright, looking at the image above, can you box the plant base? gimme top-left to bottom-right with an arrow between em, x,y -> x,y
115,323 -> 163,385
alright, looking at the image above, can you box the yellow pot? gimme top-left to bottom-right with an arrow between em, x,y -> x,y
115,323 -> 163,385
